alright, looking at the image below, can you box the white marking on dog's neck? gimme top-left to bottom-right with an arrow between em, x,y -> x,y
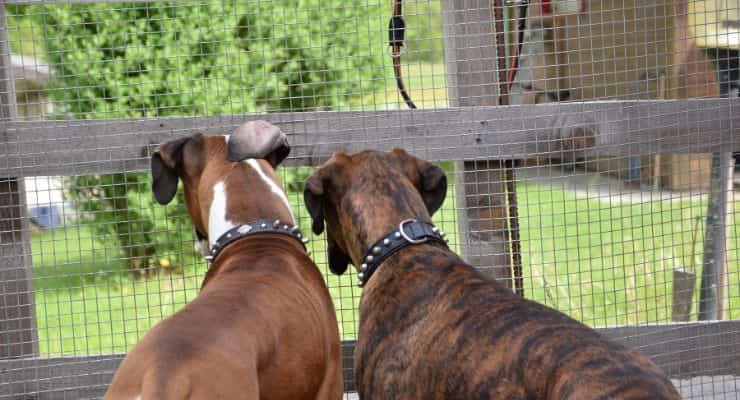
245,159 -> 295,223
207,161 -> 294,247
208,181 -> 236,246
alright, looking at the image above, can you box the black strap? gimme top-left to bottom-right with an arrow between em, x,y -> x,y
357,219 -> 447,287
207,219 -> 308,263
508,0 -> 530,87
389,0 -> 417,109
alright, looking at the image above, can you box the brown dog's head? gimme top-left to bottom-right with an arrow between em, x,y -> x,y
304,148 -> 447,275
151,120 -> 292,254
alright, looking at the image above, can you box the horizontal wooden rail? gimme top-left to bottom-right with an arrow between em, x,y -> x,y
1,321 -> 739,399
1,100 -> 738,178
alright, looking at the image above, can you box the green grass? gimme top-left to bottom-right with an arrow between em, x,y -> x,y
518,182 -> 739,326
353,62 -> 449,110
31,175 -> 738,356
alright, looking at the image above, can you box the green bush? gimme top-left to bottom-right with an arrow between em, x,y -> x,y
28,1 -> 386,273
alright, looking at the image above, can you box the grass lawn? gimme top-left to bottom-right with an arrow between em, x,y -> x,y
353,62 -> 449,110
518,182 -> 739,326
30,173 -> 738,356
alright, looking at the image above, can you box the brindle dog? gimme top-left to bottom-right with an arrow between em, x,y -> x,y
304,148 -> 680,400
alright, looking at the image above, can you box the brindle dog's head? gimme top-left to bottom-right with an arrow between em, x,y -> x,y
151,120 -> 292,255
304,148 -> 447,275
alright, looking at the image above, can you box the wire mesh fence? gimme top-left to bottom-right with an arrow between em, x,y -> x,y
0,0 -> 738,399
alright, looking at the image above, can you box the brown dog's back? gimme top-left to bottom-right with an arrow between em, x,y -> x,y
105,238 -> 342,400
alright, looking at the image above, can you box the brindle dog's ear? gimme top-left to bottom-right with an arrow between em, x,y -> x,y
151,136 -> 190,205
419,162 -> 447,216
394,148 -> 448,216
303,172 -> 325,235
304,166 -> 350,275
327,235 -> 351,275
228,120 -> 290,168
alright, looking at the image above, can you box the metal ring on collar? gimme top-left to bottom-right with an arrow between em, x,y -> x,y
398,219 -> 428,244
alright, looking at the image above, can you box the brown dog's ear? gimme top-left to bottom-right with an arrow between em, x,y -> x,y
151,136 -> 190,205
228,120 -> 290,168
419,163 -> 447,216
303,173 -> 325,235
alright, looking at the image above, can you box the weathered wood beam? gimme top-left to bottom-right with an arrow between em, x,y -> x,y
2,100 -> 736,175
1,321 -> 739,398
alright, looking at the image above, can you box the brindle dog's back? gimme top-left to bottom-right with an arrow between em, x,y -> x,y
304,149 -> 680,400
355,247 -> 679,400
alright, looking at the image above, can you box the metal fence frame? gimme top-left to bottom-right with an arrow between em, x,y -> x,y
0,0 -> 739,398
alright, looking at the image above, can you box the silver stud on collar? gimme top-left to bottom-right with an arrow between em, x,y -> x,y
395,232 -> 402,239
357,280 -> 364,288
358,271 -> 365,280
432,227 -> 439,233
372,246 -> 381,255
366,255 -> 374,263
383,238 -> 391,246
360,263 -> 367,272
226,233 -> 232,238
291,226 -> 300,233
204,255 -> 213,262
273,220 -> 280,228
301,237 -> 309,244
237,225 -> 252,234
261,223 -> 267,228
283,224 -> 289,230
297,233 -> 303,239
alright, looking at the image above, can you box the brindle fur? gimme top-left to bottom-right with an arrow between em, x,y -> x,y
105,133 -> 342,400
304,149 -> 680,400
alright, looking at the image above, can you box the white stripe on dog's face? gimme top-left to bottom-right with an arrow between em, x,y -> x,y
208,180 -> 236,246
245,159 -> 295,223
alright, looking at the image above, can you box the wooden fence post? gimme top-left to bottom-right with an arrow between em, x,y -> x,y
441,0 -> 514,285
0,4 -> 39,358
698,151 -> 735,320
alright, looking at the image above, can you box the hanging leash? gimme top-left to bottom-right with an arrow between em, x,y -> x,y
389,0 -> 417,109
507,0 -> 530,88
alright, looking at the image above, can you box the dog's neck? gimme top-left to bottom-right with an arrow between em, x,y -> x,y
201,232 -> 309,288
201,159 -> 295,250
339,195 -> 434,266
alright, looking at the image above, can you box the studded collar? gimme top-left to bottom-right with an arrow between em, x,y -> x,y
357,219 -> 448,287
206,219 -> 308,263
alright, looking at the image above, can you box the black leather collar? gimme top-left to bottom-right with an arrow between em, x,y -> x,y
357,219 -> 448,287
206,219 -> 308,263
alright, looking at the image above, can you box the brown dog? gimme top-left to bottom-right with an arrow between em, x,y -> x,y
104,121 -> 342,400
304,148 -> 680,400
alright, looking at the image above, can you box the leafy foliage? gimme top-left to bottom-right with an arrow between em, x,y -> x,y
30,1 -> 385,272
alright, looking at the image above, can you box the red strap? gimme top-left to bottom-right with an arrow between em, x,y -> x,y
541,0 -> 552,14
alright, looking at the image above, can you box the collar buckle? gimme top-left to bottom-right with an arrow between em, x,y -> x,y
398,219 -> 428,244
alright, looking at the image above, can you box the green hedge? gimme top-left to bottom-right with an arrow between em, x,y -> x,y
26,1 -> 386,272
